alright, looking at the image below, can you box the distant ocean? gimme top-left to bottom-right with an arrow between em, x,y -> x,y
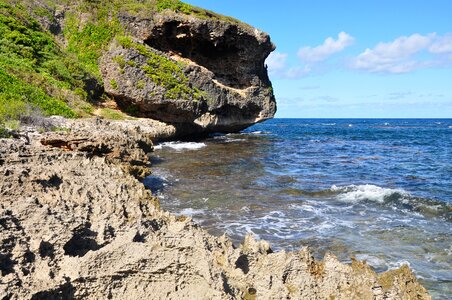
147,119 -> 452,298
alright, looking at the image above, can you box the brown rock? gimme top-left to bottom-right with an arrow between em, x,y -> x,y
0,119 -> 430,299
101,11 -> 276,134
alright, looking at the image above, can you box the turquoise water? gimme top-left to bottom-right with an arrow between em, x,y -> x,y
147,119 -> 451,298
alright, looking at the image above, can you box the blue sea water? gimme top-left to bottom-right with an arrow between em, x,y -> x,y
148,119 -> 452,298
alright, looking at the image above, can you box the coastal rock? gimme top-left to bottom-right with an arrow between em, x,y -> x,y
100,11 -> 276,133
0,120 -> 430,299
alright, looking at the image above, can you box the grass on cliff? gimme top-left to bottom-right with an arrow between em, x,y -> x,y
0,2 -> 85,128
0,0 -> 241,134
96,108 -> 128,120
61,0 -> 243,81
117,36 -> 205,100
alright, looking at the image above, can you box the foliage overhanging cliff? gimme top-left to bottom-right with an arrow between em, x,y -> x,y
0,0 -> 276,135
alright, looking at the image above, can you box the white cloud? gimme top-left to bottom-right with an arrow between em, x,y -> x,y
266,52 -> 311,79
350,33 -> 452,74
298,32 -> 355,63
266,52 -> 288,72
266,32 -> 452,79
266,32 -> 354,79
429,34 -> 452,54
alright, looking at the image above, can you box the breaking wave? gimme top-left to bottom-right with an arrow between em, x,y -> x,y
331,184 -> 409,203
154,141 -> 206,151
330,184 -> 451,221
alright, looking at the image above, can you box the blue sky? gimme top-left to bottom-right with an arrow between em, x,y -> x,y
185,0 -> 452,118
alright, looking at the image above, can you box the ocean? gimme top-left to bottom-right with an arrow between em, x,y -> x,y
146,119 -> 451,298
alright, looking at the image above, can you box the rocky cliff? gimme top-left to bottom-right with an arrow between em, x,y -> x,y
0,1 -> 432,299
102,11 -> 276,133
0,119 -> 430,299
0,0 -> 276,136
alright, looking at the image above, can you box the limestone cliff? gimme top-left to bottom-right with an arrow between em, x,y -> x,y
0,1 -> 431,299
101,11 -> 276,133
6,0 -> 276,135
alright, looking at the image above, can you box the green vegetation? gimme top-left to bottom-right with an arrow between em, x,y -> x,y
142,52 -> 191,100
156,0 -> 193,13
136,80 -> 145,89
0,69 -> 75,119
61,0 -> 243,78
142,50 -> 204,100
0,124 -> 8,138
110,79 -> 118,90
117,37 -> 204,100
64,11 -> 121,79
61,0 -> 233,80
97,108 -> 127,120
113,55 -> 127,69
0,1 -> 94,129
125,104 -> 140,116
0,0 -> 238,134
155,0 -> 243,24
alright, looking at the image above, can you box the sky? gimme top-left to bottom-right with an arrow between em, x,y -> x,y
185,0 -> 452,118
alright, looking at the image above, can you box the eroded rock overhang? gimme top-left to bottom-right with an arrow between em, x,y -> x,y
102,11 -> 277,134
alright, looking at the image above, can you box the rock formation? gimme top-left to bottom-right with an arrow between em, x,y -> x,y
0,1 -> 432,299
0,119 -> 431,299
100,11 -> 276,133
2,0 -> 276,135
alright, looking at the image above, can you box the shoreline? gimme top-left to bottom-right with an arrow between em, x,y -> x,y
0,117 -> 431,299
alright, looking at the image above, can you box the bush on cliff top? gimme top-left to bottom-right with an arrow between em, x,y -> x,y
0,2 -> 83,125
61,0 -> 241,81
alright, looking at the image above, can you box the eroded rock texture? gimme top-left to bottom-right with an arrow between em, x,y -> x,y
0,120 -> 430,299
101,12 -> 276,133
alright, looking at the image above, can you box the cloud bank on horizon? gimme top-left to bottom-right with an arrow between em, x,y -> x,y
267,32 -> 452,78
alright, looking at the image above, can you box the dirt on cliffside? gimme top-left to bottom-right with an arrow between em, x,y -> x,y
0,119 -> 431,299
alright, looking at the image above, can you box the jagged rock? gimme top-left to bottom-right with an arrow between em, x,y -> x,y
0,120 -> 430,299
101,11 -> 276,133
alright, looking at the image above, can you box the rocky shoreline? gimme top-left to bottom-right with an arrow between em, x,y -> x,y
0,118 -> 431,299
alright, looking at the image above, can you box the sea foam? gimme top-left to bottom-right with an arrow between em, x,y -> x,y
154,141 -> 206,151
179,208 -> 207,217
331,184 -> 409,203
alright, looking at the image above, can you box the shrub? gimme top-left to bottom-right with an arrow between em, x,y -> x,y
98,108 -> 126,120
0,124 -> 9,138
136,80 -> 145,89
110,79 -> 118,89
156,0 -> 193,14
64,14 -> 122,79
0,2 -> 95,123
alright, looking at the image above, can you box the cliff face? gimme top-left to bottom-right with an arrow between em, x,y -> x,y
101,11 -> 276,133
0,0 -> 275,135
0,1 -> 431,299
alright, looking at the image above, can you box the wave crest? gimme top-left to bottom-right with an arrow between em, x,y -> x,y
154,141 -> 206,151
331,184 -> 409,203
330,184 -> 451,221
